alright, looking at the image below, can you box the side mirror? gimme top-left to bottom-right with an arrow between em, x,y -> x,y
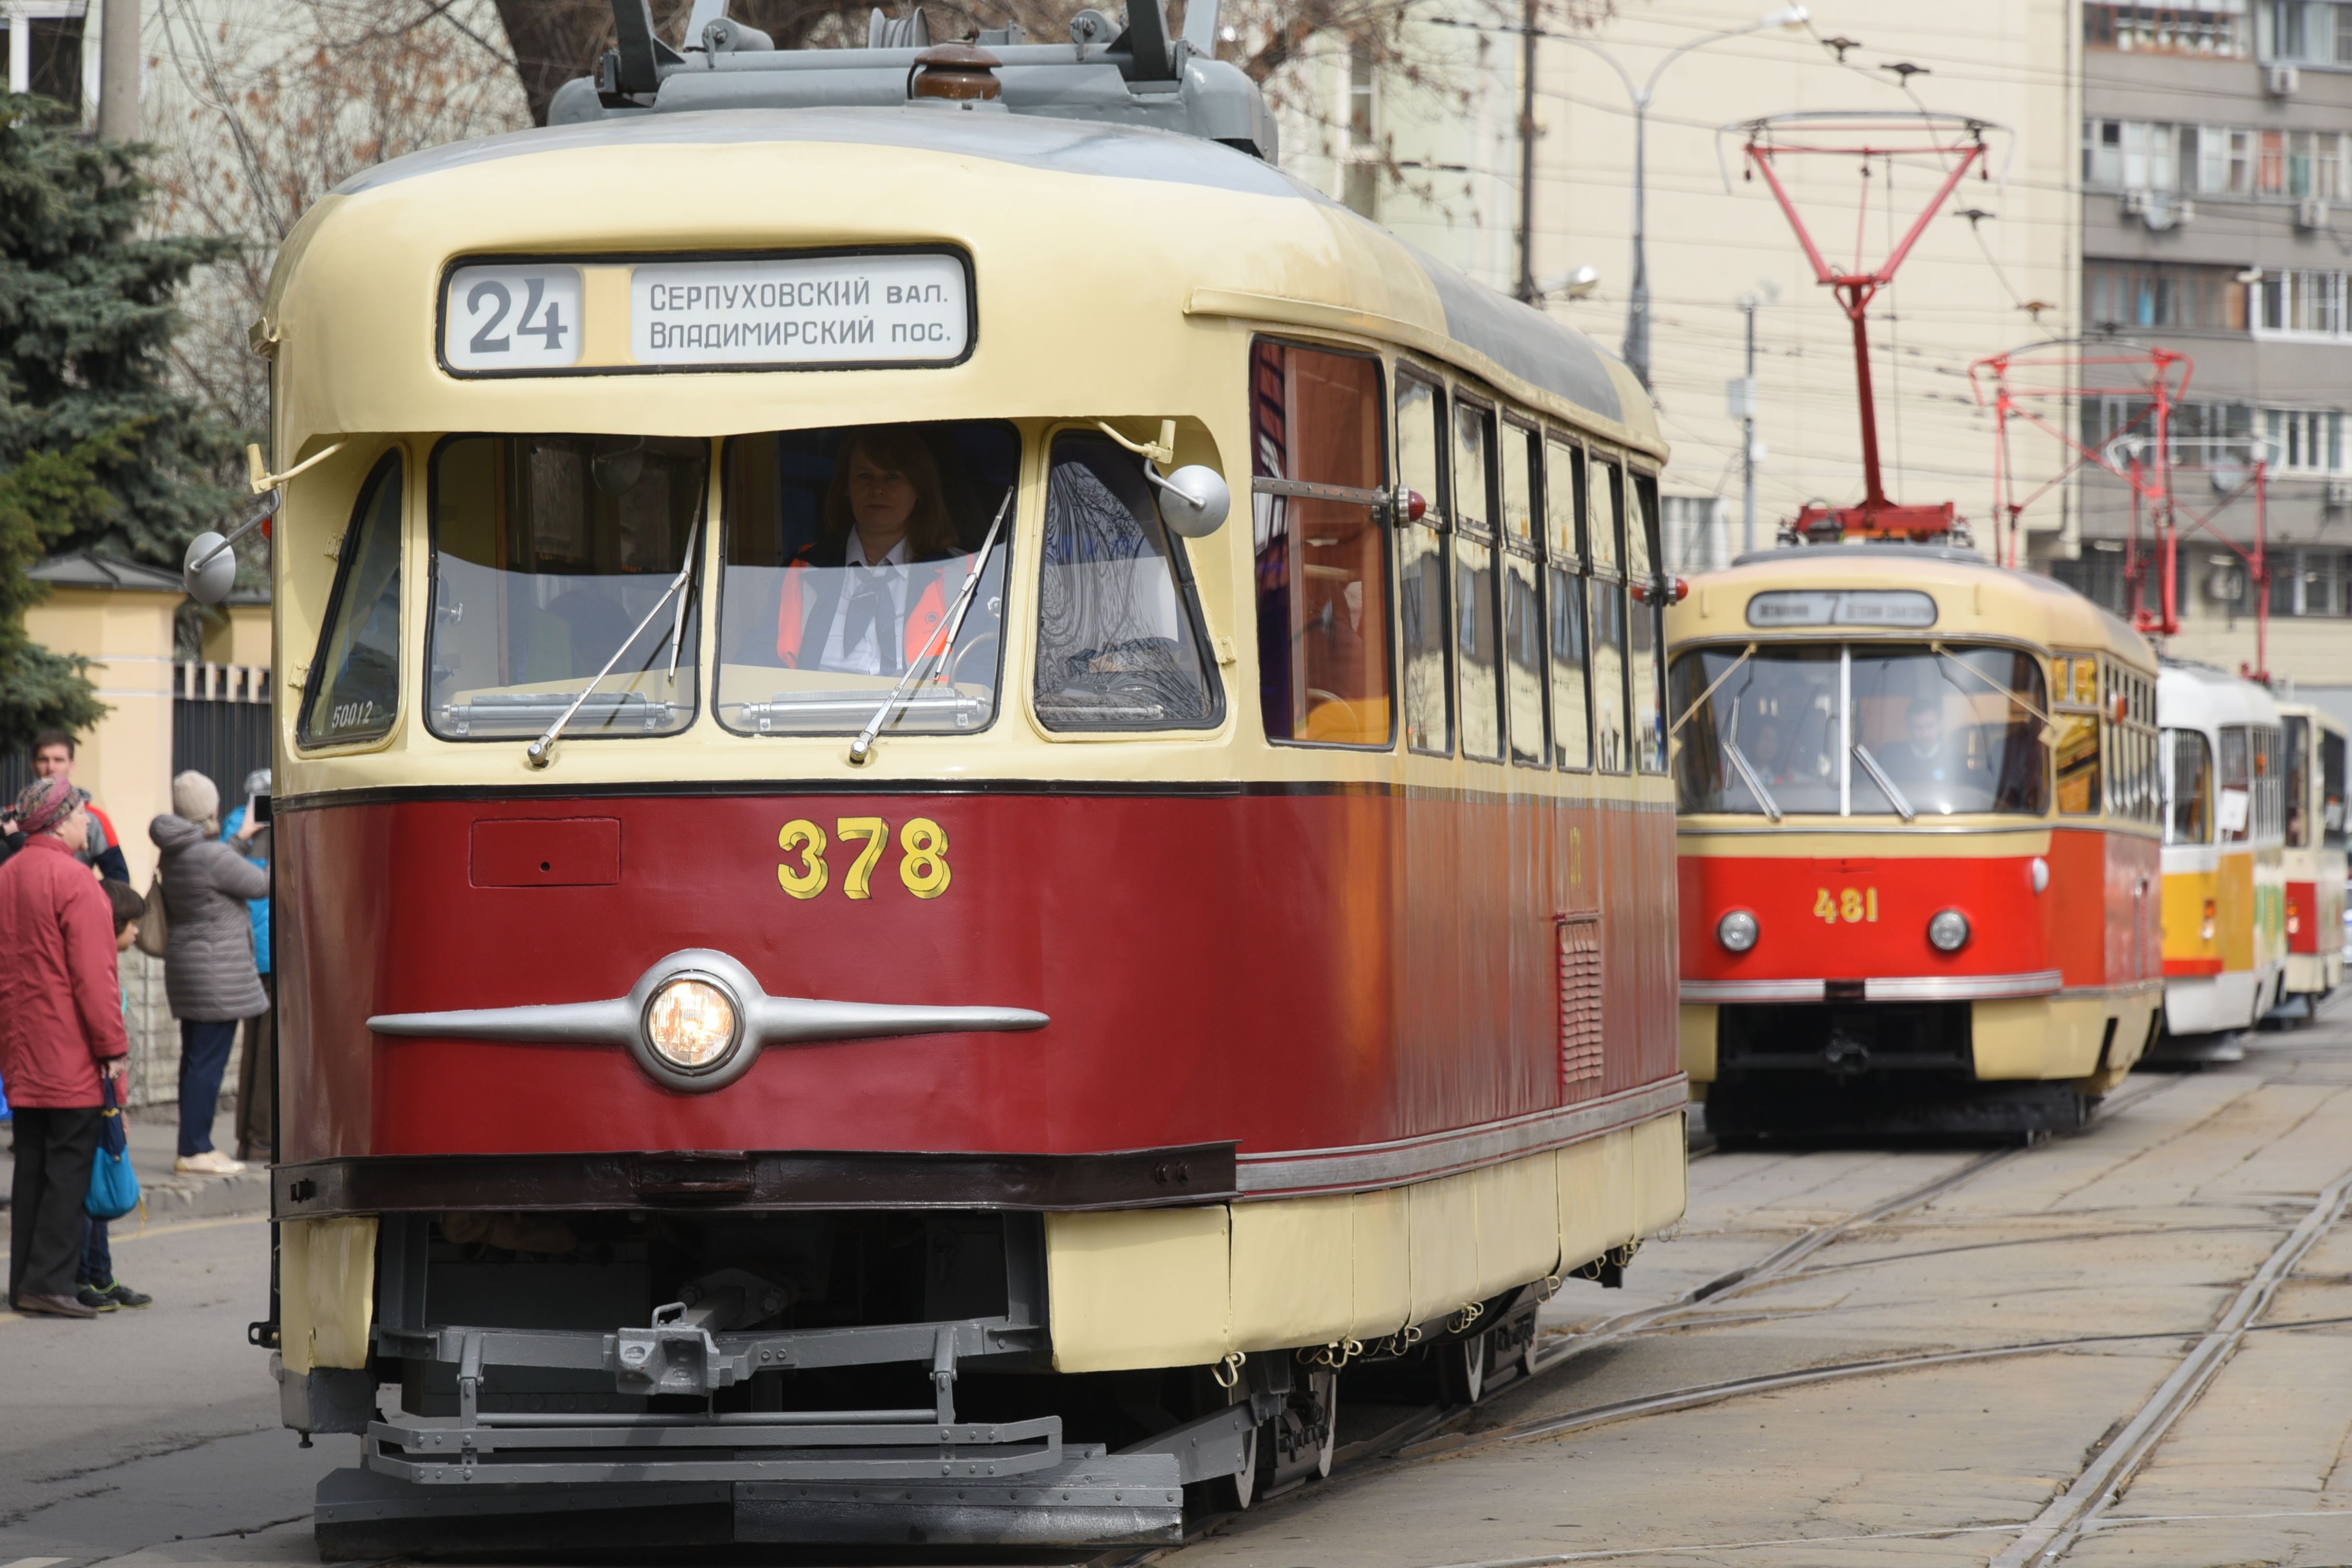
183,531 -> 237,606
181,489 -> 281,606
1154,466 -> 1231,538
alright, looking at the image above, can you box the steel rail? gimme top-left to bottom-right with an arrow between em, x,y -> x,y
1987,1164 -> 2352,1566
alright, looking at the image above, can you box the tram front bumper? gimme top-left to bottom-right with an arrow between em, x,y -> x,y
315,1456 -> 1186,1555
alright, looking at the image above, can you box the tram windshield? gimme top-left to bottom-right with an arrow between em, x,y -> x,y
1670,642 -> 2050,817
717,422 -> 1014,735
427,435 -> 708,741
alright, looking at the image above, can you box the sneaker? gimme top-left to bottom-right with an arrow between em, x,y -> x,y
174,1150 -> 246,1176
97,1280 -> 152,1309
76,1283 -> 122,1313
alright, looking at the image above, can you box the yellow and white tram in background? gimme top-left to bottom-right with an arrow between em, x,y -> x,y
2276,699 -> 2347,1011
222,1 -> 1690,1553
2155,659 -> 2286,1057
1667,545 -> 2164,1137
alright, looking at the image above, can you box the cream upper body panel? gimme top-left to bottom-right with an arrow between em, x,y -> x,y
1667,546 -> 2157,671
262,109 -> 1668,801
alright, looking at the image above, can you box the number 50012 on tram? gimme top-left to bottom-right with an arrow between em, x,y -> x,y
226,2 -> 1690,1553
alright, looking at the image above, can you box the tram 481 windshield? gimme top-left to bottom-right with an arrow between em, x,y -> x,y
1669,642 -> 2050,818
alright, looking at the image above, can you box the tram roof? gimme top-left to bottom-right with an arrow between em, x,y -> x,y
1670,544 -> 2155,667
262,108 -> 1656,454
2158,658 -> 2284,729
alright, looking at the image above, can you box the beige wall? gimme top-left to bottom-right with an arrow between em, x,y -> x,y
23,585 -> 182,885
1279,1 -> 2079,566
201,602 -> 275,669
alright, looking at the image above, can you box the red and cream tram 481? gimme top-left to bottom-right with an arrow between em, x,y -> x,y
1666,545 -> 2163,1137
219,2 -> 1688,1552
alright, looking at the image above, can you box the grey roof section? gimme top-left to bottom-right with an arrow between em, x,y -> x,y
1402,243 -> 1622,424
31,551 -> 187,594
334,106 -> 1301,200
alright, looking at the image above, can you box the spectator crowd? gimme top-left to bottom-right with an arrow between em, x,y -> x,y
2,730 -> 274,1319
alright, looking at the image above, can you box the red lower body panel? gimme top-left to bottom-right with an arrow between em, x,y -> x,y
276,787 -> 1680,1166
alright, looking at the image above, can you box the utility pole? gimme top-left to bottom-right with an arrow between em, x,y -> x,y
99,0 -> 140,141
1515,0 -> 1538,302
1732,293 -> 1760,555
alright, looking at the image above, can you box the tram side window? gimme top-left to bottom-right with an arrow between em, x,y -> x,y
1396,373 -> 1452,755
2165,727 -> 2213,844
1453,397 -> 1503,763
2285,715 -> 2310,848
2052,655 -> 2101,816
1500,420 -> 1546,768
2324,728 -> 2349,849
1033,432 -> 1222,730
296,452 -> 404,749
1627,472 -> 1667,775
426,435 -> 707,741
1587,458 -> 1630,773
1545,438 -> 1590,770
1249,341 -> 1393,748
2217,725 -> 2253,842
2252,724 -> 2284,840
715,422 -> 1016,736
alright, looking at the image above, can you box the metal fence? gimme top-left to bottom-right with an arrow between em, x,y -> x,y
172,662 -> 274,801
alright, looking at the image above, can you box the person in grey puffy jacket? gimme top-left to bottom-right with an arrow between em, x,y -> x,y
150,771 -> 267,1176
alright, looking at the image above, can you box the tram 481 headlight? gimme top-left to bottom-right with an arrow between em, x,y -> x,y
1717,910 -> 1760,953
644,977 -> 741,1070
1927,909 -> 1971,953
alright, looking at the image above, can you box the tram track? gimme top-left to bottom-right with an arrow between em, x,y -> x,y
1129,1077 -> 2194,1567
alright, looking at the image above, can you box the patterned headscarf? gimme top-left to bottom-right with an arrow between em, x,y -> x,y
14,775 -> 79,837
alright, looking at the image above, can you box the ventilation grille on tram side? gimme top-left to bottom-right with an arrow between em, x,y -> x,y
1557,911 -> 1604,1088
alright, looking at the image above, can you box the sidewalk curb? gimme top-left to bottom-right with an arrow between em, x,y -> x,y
136,1168 -> 272,1222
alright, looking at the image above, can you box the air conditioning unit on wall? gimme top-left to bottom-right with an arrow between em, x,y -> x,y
2124,189 -> 2196,230
2327,479 -> 2352,508
2299,198 -> 2332,230
2207,561 -> 2248,604
2270,64 -> 2301,96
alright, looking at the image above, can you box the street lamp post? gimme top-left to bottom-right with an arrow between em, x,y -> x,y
1554,8 -> 1808,389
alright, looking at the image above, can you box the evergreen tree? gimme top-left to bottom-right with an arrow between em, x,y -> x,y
0,94 -> 240,572
0,427 -> 130,755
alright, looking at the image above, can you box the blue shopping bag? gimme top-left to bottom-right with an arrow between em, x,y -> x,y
86,1075 -> 141,1221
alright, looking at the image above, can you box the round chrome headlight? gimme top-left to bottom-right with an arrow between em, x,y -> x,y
1717,909 -> 1760,953
644,977 -> 741,1071
1927,909 -> 1971,953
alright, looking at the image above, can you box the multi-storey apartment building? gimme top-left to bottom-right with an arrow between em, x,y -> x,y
2062,0 -> 2352,710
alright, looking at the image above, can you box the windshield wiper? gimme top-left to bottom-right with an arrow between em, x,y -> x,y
1721,737 -> 1783,821
525,518 -> 700,769
1851,742 -> 1917,822
848,487 -> 1012,766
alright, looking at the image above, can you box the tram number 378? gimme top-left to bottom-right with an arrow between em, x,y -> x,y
1813,887 -> 1880,924
778,817 -> 951,901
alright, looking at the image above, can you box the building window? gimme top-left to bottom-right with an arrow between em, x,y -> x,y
2088,1 -> 2251,53
2261,0 -> 2352,62
2267,550 -> 2352,616
2084,259 -> 2249,332
2083,117 -> 2349,199
2263,407 -> 2345,472
2253,268 -> 2352,338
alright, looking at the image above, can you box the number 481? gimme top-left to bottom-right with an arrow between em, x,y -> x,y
1814,886 -> 1879,924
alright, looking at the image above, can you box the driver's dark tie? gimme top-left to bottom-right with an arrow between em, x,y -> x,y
841,562 -> 905,676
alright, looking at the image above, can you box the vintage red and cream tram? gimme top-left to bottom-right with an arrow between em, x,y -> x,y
223,1 -> 1688,1552
1665,545 -> 2164,1137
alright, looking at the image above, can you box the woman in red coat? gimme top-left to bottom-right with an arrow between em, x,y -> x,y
0,777 -> 130,1319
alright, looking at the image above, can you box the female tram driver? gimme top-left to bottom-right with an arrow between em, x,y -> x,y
775,426 -> 968,674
